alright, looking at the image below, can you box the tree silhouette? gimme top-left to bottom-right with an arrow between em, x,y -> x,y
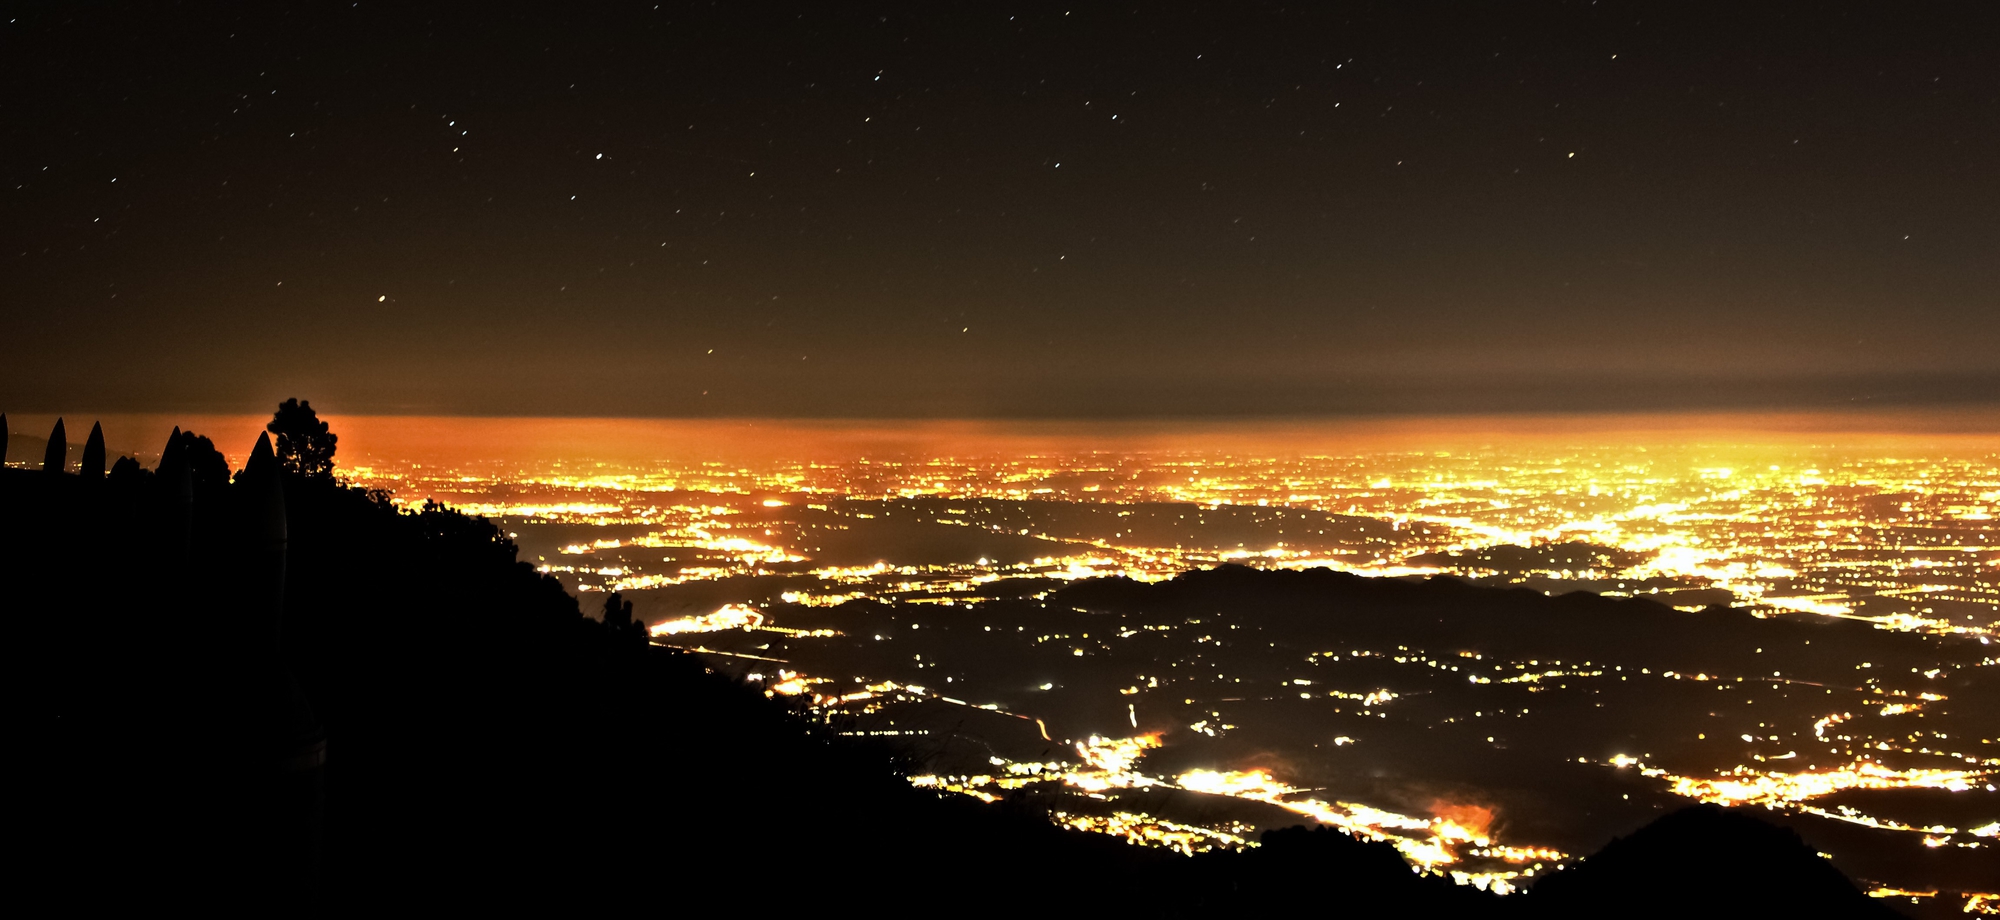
80,422 -> 106,480
268,399 -> 338,481
602,592 -> 634,630
183,432 -> 231,495
601,592 -> 647,645
42,417 -> 67,473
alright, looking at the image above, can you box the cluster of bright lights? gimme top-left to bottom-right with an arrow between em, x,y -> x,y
1606,754 -> 1993,848
1050,811 -> 1254,855
791,662 -> 1570,884
1173,765 -> 1554,886
648,603 -> 764,636
343,428 -> 1996,903
354,442 -> 1997,639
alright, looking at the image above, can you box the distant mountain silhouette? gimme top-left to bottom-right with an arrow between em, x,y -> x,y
3,408 -> 1909,915
1409,540 -> 1651,574
1047,563 -> 1972,697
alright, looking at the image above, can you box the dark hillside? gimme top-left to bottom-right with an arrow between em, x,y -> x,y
1,424 -> 1474,911
3,414 -> 1907,915
1524,805 -> 1900,918
1050,564 -> 1974,693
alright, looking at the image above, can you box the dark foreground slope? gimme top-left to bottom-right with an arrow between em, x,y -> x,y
1523,805 -> 1900,918
4,447 -> 1479,913
3,443 -> 1903,916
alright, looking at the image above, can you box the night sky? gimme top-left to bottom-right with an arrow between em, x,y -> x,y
6,2 -> 1996,417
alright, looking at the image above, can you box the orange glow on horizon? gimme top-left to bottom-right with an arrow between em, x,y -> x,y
15,407 -> 1994,475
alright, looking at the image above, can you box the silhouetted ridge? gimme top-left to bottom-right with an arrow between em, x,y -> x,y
1525,805 -> 1900,918
1182,825 -> 1498,913
5,403 -> 1187,909
1409,540 -> 1651,574
8,413 -> 324,904
1045,562 -> 1948,690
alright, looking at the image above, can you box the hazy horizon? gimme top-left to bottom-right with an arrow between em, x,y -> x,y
7,406 -> 1999,474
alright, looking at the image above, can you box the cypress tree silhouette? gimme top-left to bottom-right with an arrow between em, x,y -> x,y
267,399 -> 337,481
155,426 -> 195,563
81,422 -> 106,480
42,417 -> 66,473
157,427 -> 183,477
1,412 -> 9,465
